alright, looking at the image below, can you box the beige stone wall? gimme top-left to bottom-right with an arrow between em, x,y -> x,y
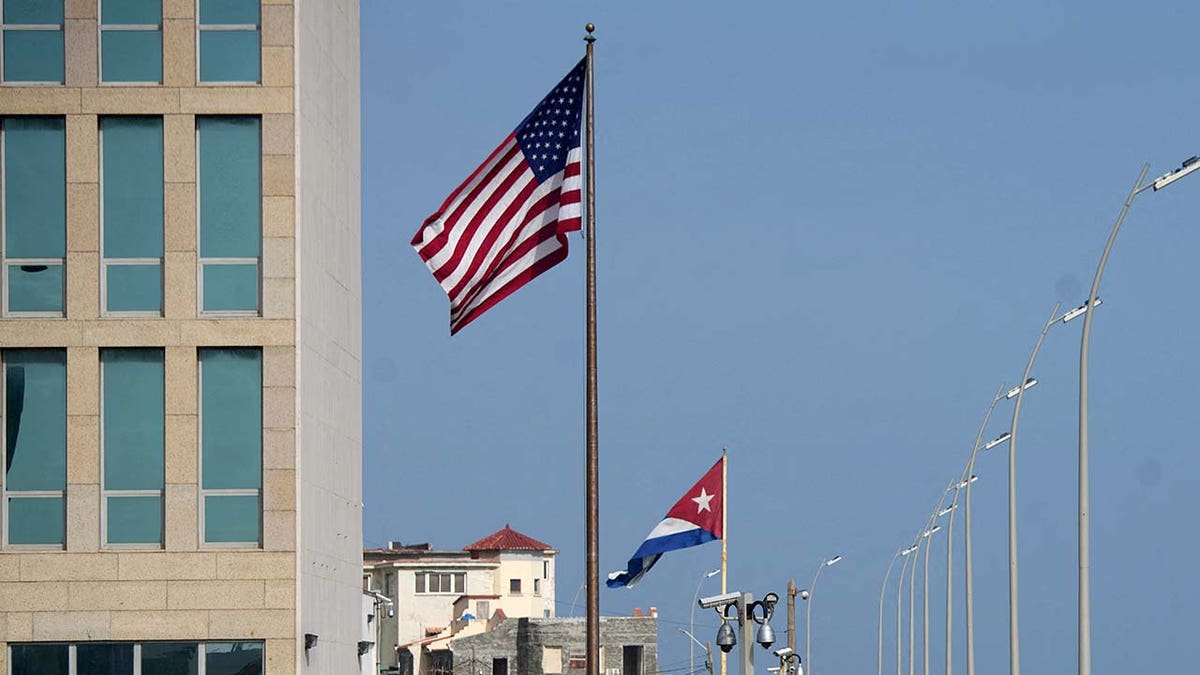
0,1 -> 299,671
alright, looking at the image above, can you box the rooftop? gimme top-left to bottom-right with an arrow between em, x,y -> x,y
463,525 -> 552,552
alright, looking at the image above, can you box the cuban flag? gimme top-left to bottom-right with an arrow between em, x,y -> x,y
607,457 -> 724,588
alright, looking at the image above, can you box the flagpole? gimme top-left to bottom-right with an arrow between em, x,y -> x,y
584,23 -> 600,675
720,448 -> 728,675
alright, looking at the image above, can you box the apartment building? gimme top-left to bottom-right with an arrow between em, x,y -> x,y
363,526 -> 558,673
0,1 -> 361,673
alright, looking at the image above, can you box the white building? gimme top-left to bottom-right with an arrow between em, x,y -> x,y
364,526 -> 558,673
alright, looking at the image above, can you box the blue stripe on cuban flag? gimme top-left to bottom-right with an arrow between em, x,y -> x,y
606,517 -> 719,588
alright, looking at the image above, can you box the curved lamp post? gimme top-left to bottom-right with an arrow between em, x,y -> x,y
692,569 -> 721,675
1006,299 -> 1103,675
949,382 -> 1006,675
804,555 -> 841,675
878,549 -> 905,675
895,544 -> 918,675
1078,155 -> 1200,675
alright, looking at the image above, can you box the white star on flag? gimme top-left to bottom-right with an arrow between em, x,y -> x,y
692,488 -> 715,513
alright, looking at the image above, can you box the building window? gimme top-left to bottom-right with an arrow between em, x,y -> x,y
101,348 -> 164,547
384,571 -> 394,597
197,116 -> 261,315
101,116 -> 163,314
533,578 -> 541,596
2,349 -> 66,548
0,1 -> 64,84
567,654 -> 586,670
199,348 -> 261,546
415,571 -> 465,594
623,646 -> 644,675
543,560 -> 549,579
2,116 -> 66,317
492,658 -> 508,675
476,600 -> 489,619
509,578 -> 521,595
197,0 -> 260,84
9,640 -> 258,674
99,0 -> 162,84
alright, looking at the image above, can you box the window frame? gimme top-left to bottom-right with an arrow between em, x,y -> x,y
194,0 -> 260,86
197,347 -> 263,549
194,116 -> 262,318
509,578 -> 521,595
99,348 -> 165,550
1,349 -> 67,550
99,116 -> 165,317
0,1 -> 65,86
97,0 -> 163,86
414,571 -> 465,595
0,117 -> 67,318
8,640 -> 263,674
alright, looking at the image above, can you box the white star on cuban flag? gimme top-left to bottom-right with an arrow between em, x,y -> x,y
607,458 -> 724,588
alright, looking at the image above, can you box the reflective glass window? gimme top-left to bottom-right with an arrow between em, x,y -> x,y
142,643 -> 198,675
204,642 -> 264,675
102,349 -> 164,546
200,348 -> 261,545
10,643 -> 69,675
101,116 -> 163,314
77,642 -> 135,674
3,349 -> 67,547
197,0 -> 259,83
197,117 -> 260,315
100,0 -> 162,83
3,117 -> 66,315
1,2 -> 64,84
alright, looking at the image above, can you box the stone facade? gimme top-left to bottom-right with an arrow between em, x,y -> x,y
0,1 -> 361,673
448,617 -> 658,675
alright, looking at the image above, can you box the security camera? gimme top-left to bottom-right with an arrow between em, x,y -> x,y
799,590 -> 810,600
773,647 -> 794,659
698,591 -> 742,609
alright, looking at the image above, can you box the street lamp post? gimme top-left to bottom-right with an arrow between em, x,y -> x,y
921,487 -> 955,675
1078,155 -> 1200,675
803,556 -> 841,675
692,570 -> 721,675
679,627 -> 715,675
878,550 -> 905,675
896,545 -> 917,675
1006,300 -> 1101,675
956,382 -> 1006,675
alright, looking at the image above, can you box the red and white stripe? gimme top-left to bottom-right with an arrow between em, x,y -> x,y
412,134 -> 582,334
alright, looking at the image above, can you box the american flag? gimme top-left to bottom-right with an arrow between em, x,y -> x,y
412,59 -> 586,334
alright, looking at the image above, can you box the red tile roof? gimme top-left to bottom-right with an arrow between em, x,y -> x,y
463,524 -> 552,552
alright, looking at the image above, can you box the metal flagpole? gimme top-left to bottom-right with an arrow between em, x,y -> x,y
720,448 -> 728,675
584,23 -> 600,675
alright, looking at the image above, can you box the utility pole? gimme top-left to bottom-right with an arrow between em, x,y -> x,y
787,580 -> 798,653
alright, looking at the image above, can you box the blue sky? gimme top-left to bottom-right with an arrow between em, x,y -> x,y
361,2 -> 1200,672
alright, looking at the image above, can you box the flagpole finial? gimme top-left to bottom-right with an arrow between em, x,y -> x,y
585,23 -> 595,42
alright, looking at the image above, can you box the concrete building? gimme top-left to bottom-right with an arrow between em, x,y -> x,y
444,617 -> 657,675
0,1 -> 361,673
364,526 -> 558,673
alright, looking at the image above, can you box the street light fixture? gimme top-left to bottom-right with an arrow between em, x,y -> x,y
1078,155 -> 1199,675
692,569 -> 722,675
804,556 -> 841,675
1060,298 -> 1102,323
1005,379 -> 1037,399
679,627 -> 715,675
984,432 -> 1012,451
